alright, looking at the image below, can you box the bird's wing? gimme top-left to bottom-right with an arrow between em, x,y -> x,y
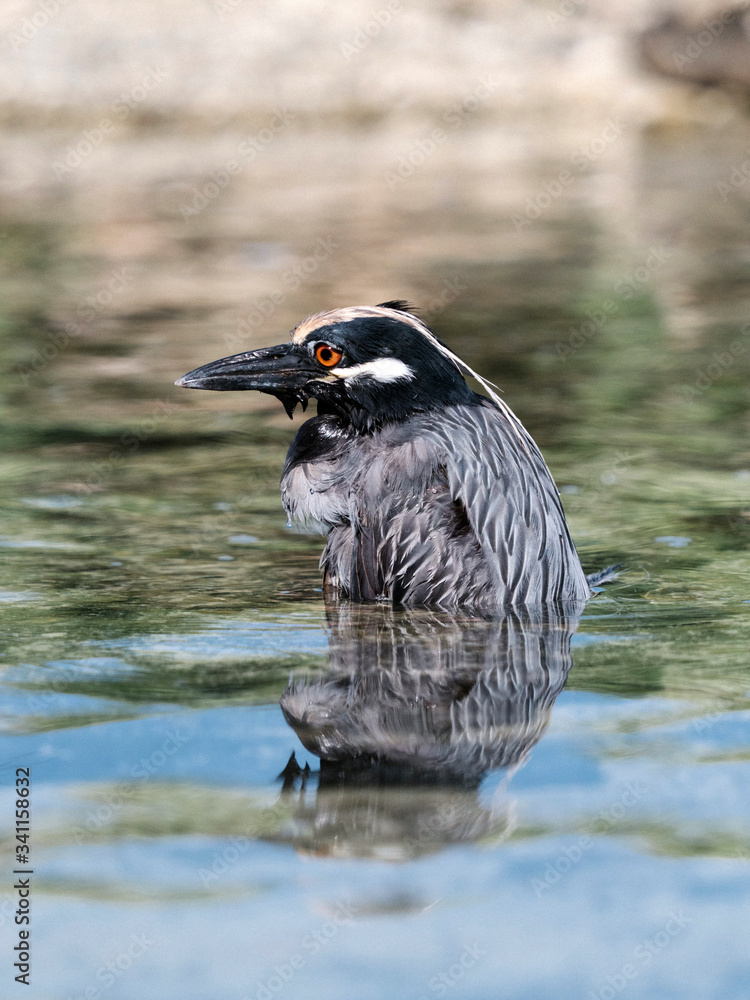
323,428 -> 492,605
420,401 -> 590,604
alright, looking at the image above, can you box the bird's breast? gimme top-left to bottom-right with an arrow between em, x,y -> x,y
281,413 -> 355,530
280,415 -> 445,533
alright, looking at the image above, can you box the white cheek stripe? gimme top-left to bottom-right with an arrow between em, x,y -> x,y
332,358 -> 414,383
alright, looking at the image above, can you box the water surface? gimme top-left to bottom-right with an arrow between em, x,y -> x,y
2,128 -> 750,1000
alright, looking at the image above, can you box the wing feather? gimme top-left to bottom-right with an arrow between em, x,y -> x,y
419,401 -> 590,606
320,398 -> 589,607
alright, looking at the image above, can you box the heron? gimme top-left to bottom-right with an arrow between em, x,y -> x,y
176,301 -> 596,608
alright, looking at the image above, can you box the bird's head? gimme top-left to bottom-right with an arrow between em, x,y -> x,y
176,302 -> 500,431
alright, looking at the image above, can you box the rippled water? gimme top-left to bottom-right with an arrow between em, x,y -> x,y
3,126 -> 750,999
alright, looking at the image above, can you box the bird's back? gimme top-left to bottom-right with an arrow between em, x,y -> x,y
282,397 -> 590,608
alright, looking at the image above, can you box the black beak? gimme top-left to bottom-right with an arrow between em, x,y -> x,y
175,343 -> 316,418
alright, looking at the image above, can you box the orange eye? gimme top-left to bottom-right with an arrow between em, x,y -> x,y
314,343 -> 343,367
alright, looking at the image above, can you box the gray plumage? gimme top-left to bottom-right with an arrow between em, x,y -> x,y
282,398 -> 590,608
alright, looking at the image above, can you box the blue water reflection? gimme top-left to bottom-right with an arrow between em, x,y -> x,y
3,600 -> 749,1000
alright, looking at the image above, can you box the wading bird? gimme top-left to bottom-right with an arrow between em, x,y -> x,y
176,302 -> 592,608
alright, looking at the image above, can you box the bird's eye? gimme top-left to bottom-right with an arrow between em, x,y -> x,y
314,343 -> 343,367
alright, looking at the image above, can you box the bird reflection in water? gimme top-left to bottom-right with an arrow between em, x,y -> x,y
270,601 -> 584,859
